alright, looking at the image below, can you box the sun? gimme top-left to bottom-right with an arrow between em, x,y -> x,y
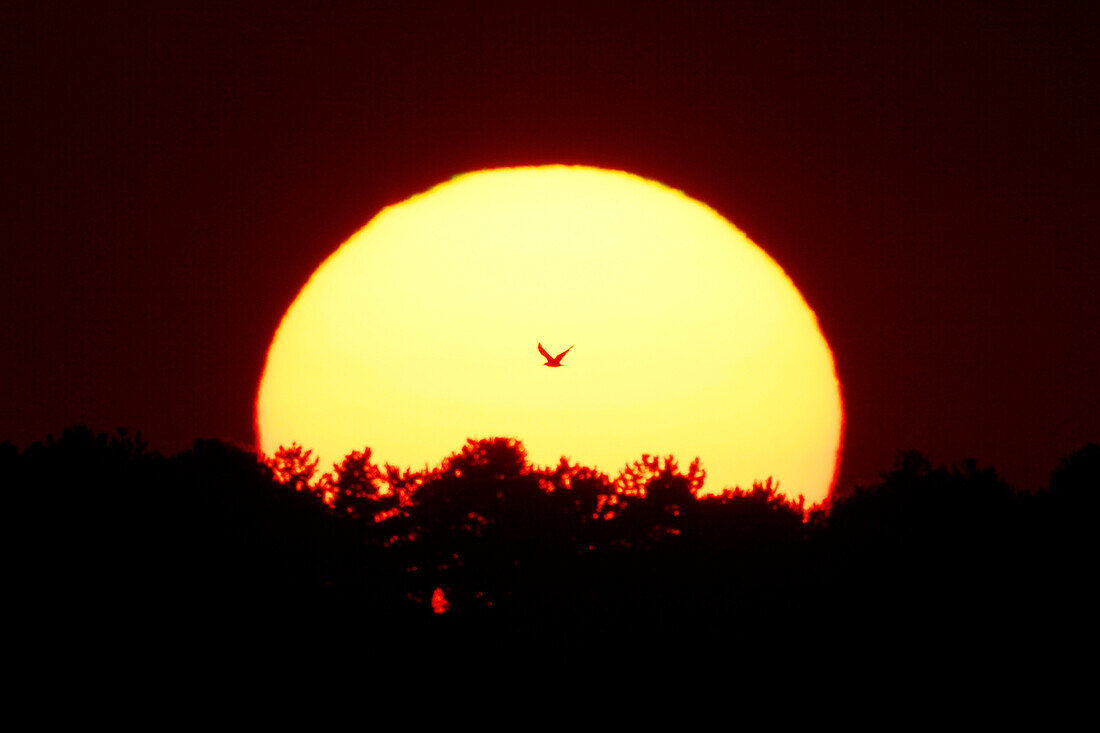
256,166 -> 843,504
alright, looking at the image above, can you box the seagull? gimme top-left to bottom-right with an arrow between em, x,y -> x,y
538,342 -> 574,367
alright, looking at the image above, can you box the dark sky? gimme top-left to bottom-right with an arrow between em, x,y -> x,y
3,1 -> 1097,494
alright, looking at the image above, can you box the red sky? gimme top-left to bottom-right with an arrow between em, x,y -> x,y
2,1 -> 1097,494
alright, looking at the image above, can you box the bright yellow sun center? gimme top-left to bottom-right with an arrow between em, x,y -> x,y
256,166 -> 843,504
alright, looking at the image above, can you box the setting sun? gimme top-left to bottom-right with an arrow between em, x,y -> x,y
256,166 -> 843,503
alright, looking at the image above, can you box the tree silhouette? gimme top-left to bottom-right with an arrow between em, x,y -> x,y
323,448 -> 398,521
6,424 -> 1092,655
270,443 -> 319,493
1048,442 -> 1099,508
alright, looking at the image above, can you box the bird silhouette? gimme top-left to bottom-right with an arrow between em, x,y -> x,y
538,342 -> 574,367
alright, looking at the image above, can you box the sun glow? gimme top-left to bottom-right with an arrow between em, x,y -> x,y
257,166 -> 843,503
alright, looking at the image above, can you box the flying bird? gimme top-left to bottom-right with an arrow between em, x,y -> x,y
538,342 -> 574,367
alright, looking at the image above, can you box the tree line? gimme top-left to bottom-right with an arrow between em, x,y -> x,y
4,426 -> 1095,655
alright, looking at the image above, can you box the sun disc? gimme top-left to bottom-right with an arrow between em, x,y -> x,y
257,166 -> 843,503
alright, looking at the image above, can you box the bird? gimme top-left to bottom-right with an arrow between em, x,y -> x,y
538,342 -> 574,367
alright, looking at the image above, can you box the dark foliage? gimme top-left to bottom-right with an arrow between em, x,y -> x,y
6,428 -> 1094,659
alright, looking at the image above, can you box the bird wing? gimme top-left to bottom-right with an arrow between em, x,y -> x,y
538,342 -> 552,360
555,345 -> 574,360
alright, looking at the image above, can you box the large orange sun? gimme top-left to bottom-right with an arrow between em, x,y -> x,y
256,166 -> 843,504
